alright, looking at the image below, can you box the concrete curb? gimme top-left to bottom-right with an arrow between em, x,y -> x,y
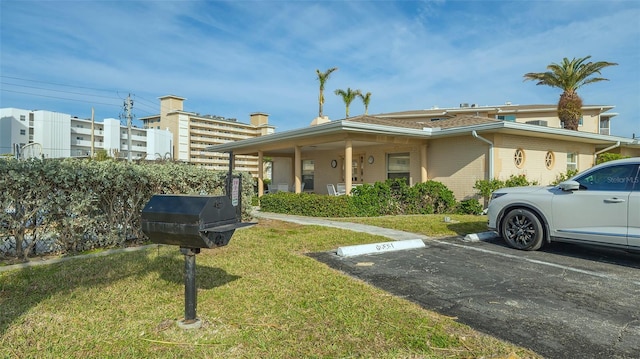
463,231 -> 499,242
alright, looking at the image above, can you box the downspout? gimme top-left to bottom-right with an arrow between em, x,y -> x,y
594,141 -> 620,164
472,131 -> 493,180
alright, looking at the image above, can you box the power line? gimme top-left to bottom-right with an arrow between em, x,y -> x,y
0,89 -> 122,108
0,75 -> 120,93
0,75 -> 166,116
1,81 -> 120,100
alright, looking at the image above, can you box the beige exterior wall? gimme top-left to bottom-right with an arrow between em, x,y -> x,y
493,134 -> 596,185
427,136 -> 486,199
620,147 -> 640,157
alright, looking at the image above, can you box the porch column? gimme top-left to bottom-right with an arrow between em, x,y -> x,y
294,146 -> 302,193
344,139 -> 352,194
258,150 -> 264,197
420,143 -> 428,182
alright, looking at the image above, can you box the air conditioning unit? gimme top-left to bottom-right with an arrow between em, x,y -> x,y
526,120 -> 548,127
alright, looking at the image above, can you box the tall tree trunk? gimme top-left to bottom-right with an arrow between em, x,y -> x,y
558,91 -> 583,131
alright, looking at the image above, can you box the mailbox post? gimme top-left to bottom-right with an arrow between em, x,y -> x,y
141,187 -> 253,329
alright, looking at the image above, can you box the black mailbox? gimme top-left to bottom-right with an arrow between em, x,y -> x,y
141,194 -> 253,249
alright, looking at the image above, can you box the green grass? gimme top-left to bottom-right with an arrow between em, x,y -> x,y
334,214 -> 489,238
0,217 -> 537,358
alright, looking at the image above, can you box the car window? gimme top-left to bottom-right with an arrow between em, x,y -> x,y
576,164 -> 639,191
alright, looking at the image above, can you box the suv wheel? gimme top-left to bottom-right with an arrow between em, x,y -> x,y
501,208 -> 544,251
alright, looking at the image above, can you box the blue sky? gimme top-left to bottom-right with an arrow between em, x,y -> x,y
1,0 -> 638,137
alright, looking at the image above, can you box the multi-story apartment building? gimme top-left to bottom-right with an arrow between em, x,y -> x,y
0,108 -> 172,160
139,95 -> 275,175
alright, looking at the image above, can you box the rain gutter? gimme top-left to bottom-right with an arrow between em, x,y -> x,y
472,130 -> 494,180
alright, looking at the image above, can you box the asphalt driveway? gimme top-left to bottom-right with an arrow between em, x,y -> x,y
310,236 -> 640,359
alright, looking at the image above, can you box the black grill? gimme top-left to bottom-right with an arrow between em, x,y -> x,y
141,194 -> 253,249
141,189 -> 254,329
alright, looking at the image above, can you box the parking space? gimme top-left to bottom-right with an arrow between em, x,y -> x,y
310,236 -> 640,359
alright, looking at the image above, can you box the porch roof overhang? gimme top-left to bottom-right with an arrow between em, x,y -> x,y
206,118 -> 640,156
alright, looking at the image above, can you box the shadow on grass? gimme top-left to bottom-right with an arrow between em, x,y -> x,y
0,246 -> 240,335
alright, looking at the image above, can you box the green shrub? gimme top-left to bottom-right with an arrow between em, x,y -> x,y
405,181 -> 457,214
504,174 -> 539,187
0,158 -> 254,259
475,174 -> 539,202
456,199 -> 483,215
551,169 -> 579,185
260,179 -> 458,217
596,152 -> 627,164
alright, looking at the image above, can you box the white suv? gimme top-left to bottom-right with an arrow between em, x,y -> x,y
487,157 -> 640,251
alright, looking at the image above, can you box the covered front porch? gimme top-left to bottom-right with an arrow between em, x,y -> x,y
209,119 -> 433,197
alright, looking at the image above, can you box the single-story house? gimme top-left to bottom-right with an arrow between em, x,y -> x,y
207,103 -> 640,201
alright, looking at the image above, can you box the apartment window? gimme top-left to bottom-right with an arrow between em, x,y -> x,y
20,129 -> 26,135
514,148 -> 525,168
302,160 -> 314,190
545,151 -> 555,170
387,153 -> 410,184
599,118 -> 610,135
567,153 -> 578,171
20,115 -> 26,121
497,115 -> 516,122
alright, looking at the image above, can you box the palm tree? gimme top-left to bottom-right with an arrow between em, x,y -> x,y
316,67 -> 338,118
523,56 -> 617,130
358,91 -> 372,115
334,88 -> 361,118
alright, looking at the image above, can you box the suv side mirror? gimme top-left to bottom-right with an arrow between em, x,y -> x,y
559,180 -> 580,191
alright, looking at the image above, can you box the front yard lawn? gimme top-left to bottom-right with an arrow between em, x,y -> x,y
0,217 -> 537,358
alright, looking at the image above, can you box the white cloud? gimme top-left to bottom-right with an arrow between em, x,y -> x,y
1,0 -> 637,136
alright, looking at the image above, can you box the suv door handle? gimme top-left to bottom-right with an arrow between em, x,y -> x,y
604,198 -> 626,203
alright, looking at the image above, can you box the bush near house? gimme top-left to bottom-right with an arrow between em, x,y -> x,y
0,158 -> 254,260
596,152 -> 628,165
474,174 -> 541,204
260,179 -> 470,217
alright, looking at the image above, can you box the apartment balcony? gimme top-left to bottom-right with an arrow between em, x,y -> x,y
72,139 -> 106,147
190,126 -> 257,139
189,121 -> 257,135
120,144 -> 147,152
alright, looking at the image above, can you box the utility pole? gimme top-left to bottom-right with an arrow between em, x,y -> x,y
90,107 -> 95,158
124,94 -> 134,162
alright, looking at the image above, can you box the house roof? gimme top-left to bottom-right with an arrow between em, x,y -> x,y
207,112 -> 639,157
347,114 -> 501,129
374,104 -> 617,118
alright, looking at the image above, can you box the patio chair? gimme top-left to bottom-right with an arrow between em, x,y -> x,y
277,183 -> 290,192
336,183 -> 347,195
327,184 -> 339,196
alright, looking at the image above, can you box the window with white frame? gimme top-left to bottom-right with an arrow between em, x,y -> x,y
599,118 -> 610,135
302,159 -> 314,190
387,153 -> 410,184
567,153 -> 578,171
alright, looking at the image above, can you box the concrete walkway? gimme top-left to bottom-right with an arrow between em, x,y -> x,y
251,210 -> 430,242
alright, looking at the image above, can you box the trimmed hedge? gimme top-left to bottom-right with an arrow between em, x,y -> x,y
260,179 -> 462,217
0,158 -> 254,259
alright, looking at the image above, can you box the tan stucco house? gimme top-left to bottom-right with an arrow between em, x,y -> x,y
207,103 -> 640,200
